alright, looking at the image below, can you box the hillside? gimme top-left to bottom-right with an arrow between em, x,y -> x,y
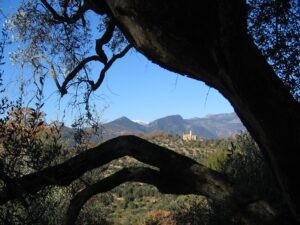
82,134 -> 231,225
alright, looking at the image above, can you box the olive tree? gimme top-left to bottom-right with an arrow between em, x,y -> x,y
1,0 -> 299,224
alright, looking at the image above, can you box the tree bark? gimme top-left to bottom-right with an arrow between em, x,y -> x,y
100,0 -> 300,221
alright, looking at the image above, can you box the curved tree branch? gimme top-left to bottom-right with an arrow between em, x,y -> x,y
64,166 -> 277,225
95,19 -> 116,64
92,44 -> 132,90
60,55 -> 102,96
41,55 -> 62,91
59,44 -> 132,96
0,135 -> 277,225
0,135 -> 231,204
40,1 -> 130,96
41,0 -> 89,24
41,0 -> 62,20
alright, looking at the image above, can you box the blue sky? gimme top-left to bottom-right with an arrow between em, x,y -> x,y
85,50 -> 234,123
0,1 -> 234,125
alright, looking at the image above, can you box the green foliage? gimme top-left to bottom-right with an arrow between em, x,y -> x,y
203,148 -> 227,171
77,196 -> 111,225
247,0 -> 300,101
168,133 -> 287,225
0,71 -> 70,224
143,134 -> 223,163
0,187 -> 70,225
0,107 -> 64,176
219,133 -> 284,210
172,197 -> 211,225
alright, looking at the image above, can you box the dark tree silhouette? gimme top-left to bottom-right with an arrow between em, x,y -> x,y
1,0 -> 300,224
97,1 -> 300,221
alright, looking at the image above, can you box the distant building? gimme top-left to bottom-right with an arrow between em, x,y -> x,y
182,130 -> 197,141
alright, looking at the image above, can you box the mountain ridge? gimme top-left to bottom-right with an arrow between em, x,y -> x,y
103,112 -> 246,140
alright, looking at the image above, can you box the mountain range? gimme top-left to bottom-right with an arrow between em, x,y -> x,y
102,112 -> 246,140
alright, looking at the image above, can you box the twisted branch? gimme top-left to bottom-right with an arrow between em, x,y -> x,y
92,44 -> 132,90
60,55 -> 102,96
0,135 -> 230,204
0,135 -> 277,225
41,0 -> 89,24
95,19 -> 116,64
58,44 -> 132,96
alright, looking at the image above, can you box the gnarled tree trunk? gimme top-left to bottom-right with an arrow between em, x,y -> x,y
100,0 -> 300,221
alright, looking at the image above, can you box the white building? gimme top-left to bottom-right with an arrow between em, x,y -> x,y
182,130 -> 197,141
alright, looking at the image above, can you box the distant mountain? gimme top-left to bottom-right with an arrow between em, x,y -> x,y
103,116 -> 147,138
102,112 -> 246,140
147,115 -> 186,134
186,113 -> 245,138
